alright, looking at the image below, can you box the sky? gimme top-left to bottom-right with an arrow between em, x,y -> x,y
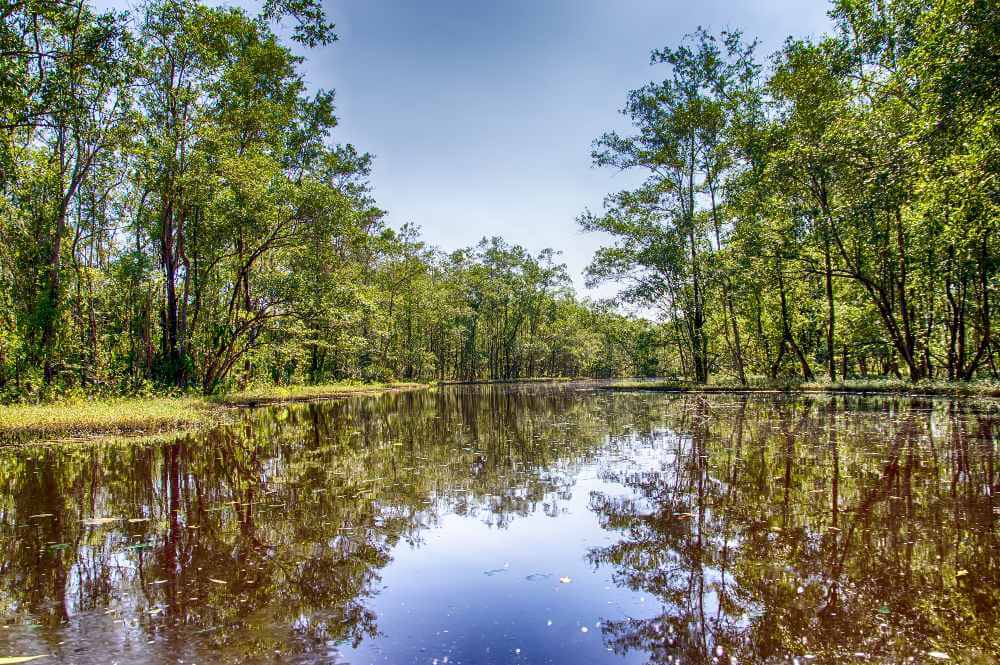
102,0 -> 835,302
311,0 -> 834,301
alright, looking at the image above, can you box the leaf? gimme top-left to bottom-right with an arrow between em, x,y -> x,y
927,652 -> 950,661
208,578 -> 227,585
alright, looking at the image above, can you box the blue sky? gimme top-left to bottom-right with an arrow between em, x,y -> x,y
313,1 -> 833,300
103,0 -> 834,301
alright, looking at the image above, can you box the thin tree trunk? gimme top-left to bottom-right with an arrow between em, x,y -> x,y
824,231 -> 836,381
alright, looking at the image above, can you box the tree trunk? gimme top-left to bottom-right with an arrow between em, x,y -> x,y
824,231 -> 836,381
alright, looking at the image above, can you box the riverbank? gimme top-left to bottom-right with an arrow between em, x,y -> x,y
0,382 -> 428,446
603,378 -> 1000,397
436,377 -> 575,386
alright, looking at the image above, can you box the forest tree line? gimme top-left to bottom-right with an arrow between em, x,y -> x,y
2,0 -> 997,401
0,0 -> 658,400
583,0 -> 998,384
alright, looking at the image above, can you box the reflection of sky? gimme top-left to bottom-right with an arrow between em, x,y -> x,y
346,435 -> 710,664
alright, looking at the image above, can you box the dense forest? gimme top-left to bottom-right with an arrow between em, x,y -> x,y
1,0 -> 997,400
582,0 -> 998,384
0,0 -> 658,400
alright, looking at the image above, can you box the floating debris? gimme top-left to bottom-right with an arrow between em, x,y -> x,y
81,517 -> 119,527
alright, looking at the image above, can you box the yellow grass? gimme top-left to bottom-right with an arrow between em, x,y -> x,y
215,381 -> 427,405
0,382 -> 428,445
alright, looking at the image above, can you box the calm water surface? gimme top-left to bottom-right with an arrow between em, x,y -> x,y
0,385 -> 997,663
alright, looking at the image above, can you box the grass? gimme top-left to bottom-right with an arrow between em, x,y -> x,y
215,381 -> 426,406
0,395 -> 212,445
0,381 -> 428,446
604,377 -> 1000,397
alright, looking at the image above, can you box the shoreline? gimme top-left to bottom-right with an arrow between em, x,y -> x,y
436,377 -> 575,386
0,382 -> 428,447
6,377 -> 998,447
601,380 -> 1000,399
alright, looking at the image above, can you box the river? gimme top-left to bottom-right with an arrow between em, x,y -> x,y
0,384 -> 996,663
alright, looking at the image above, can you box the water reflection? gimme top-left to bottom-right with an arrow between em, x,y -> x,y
0,387 -> 996,663
589,395 -> 998,663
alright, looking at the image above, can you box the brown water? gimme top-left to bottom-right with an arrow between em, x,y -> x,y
0,385 -> 997,664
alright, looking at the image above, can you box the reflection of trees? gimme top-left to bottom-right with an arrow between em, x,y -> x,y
0,385 -> 608,661
588,395 -> 1000,663
1,390 -> 995,662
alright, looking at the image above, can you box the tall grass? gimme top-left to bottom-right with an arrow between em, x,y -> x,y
0,396 -> 212,445
0,382 -> 428,445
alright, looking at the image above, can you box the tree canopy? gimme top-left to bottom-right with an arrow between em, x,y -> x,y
0,0 -> 658,400
582,0 -> 998,384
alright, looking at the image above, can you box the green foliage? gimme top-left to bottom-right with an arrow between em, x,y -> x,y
0,0 -> 649,402
583,0 -> 999,385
